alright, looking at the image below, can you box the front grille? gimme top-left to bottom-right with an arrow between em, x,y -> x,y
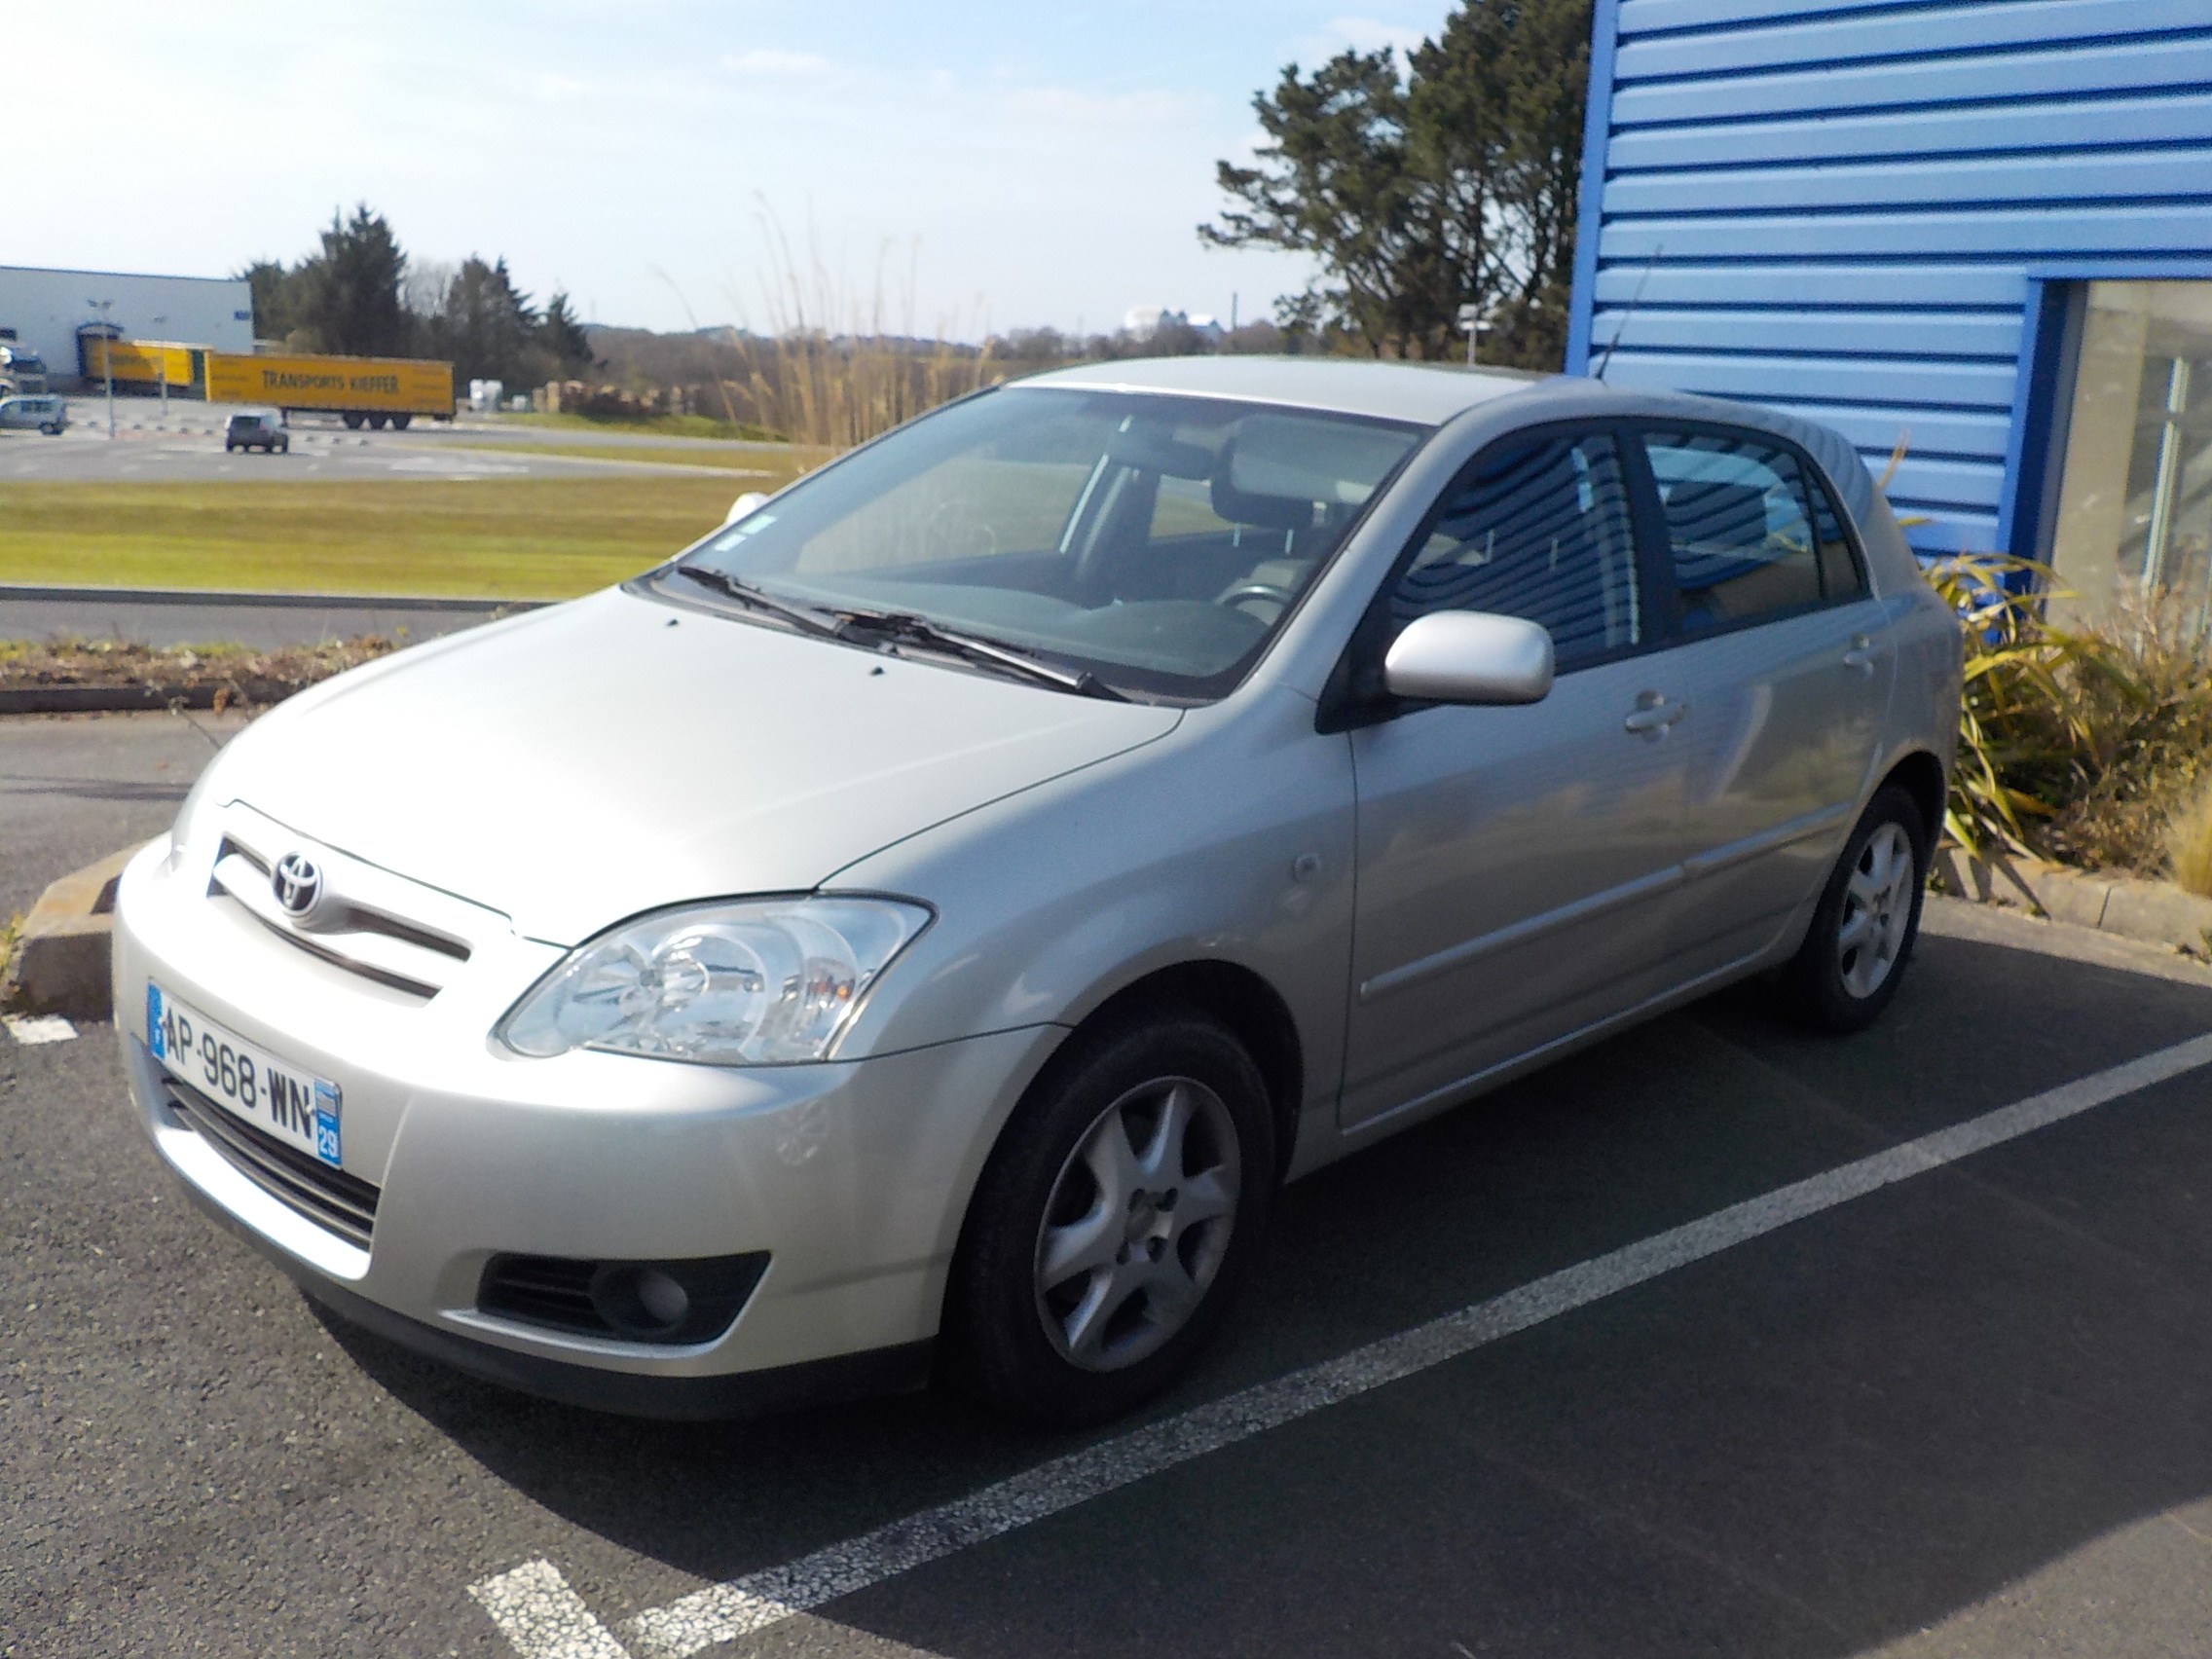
479,1254 -> 603,1331
165,1077 -> 380,1249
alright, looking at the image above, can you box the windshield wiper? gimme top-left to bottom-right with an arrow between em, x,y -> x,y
674,565 -> 846,639
831,608 -> 1130,701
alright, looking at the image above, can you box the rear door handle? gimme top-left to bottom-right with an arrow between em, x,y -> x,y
1843,633 -> 1880,677
1623,692 -> 1686,737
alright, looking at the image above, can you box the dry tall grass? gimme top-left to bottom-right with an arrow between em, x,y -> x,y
2165,777 -> 2212,897
657,213 -> 1009,453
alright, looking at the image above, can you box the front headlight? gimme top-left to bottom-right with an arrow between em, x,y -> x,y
495,897 -> 932,1065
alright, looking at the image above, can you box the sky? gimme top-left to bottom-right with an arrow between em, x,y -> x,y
18,2 -> 1456,341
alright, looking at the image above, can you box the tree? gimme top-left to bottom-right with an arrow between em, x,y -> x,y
1200,0 -> 1591,369
424,257 -> 542,385
538,291 -> 596,377
237,258 -> 303,344
294,204 -> 412,355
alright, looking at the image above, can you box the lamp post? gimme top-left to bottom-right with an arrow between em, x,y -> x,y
87,298 -> 115,438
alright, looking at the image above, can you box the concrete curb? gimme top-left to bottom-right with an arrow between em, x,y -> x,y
1932,847 -> 2212,959
0,681 -> 304,715
3,842 -> 149,1019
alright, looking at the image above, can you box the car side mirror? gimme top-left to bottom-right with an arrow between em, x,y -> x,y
1382,610 -> 1554,705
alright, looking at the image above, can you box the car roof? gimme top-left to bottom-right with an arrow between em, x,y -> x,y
1010,355 -> 1545,425
1006,355 -> 1885,532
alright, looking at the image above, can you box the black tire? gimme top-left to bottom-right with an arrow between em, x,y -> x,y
1782,785 -> 1928,1035
342,413 -> 364,429
366,414 -> 388,430
391,413 -> 413,430
42,424 -> 58,436
946,1011 -> 1275,1428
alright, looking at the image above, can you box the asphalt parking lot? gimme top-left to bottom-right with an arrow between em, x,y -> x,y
0,397 -> 779,483
10,711 -> 2212,1658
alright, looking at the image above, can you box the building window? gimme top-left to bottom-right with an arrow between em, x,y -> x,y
2049,280 -> 2212,631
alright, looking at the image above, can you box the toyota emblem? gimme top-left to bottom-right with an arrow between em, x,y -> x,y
272,852 -> 324,919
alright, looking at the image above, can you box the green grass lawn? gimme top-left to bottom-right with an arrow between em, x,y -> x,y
0,476 -> 751,599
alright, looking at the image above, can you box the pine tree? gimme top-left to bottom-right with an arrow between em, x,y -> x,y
1201,0 -> 1591,369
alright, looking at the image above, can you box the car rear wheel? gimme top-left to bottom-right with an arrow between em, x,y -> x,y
1782,785 -> 1927,1034
947,1011 -> 1273,1427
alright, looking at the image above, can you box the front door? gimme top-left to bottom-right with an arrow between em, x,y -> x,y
1342,425 -> 1696,1129
1636,425 -> 1895,978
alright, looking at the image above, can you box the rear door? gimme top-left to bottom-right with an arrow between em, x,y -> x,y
1633,424 -> 1894,980
1341,424 -> 1700,1129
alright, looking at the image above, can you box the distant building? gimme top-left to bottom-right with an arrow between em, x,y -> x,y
1124,306 -> 1223,340
1565,2 -> 2212,626
0,264 -> 254,391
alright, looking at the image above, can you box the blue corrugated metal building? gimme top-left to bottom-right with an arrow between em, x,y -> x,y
1565,0 -> 2212,624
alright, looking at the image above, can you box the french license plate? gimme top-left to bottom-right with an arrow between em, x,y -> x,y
146,982 -> 342,1167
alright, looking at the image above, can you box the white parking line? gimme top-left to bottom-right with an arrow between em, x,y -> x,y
469,1560 -> 632,1659
472,1030 -> 2212,1659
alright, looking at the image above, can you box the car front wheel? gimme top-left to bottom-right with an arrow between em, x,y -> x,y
1784,785 -> 1928,1034
947,1011 -> 1274,1427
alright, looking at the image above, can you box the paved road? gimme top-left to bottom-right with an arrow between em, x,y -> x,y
0,398 -> 784,483
9,713 -> 2212,1658
0,585 -> 542,651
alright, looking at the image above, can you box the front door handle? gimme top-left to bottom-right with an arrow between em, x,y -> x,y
1623,691 -> 1686,737
1843,633 -> 1880,677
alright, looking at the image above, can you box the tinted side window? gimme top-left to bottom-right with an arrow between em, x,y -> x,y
1643,429 -> 1833,630
1391,429 -> 1641,672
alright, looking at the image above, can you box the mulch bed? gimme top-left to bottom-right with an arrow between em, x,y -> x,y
0,638 -> 397,713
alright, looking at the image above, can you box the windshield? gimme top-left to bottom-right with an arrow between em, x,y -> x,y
661,386 -> 1425,700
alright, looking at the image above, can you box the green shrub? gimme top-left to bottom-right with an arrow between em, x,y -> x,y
1929,555 -> 2212,878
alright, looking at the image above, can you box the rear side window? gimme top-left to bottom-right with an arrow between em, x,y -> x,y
1392,428 -> 1641,672
1807,470 -> 1865,600
1641,429 -> 1856,630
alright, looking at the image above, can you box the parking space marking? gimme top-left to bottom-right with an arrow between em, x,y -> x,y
472,1030 -> 2212,1659
470,1559 -> 634,1659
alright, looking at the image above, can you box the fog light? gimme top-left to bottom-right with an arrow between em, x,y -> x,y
636,1269 -> 689,1326
479,1251 -> 768,1346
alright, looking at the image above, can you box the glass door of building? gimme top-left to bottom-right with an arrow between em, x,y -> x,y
2049,280 -> 2212,633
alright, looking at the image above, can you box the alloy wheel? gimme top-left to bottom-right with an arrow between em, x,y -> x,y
1033,1076 -> 1240,1372
1837,821 -> 1915,999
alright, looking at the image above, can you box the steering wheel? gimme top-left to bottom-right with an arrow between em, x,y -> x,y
1214,582 -> 1298,620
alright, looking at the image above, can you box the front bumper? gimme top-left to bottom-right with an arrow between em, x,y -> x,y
113,836 -> 1060,1412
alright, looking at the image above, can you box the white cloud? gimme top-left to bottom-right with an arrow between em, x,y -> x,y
721,49 -> 831,77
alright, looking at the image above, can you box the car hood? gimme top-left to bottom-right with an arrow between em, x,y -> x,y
219,587 -> 1182,943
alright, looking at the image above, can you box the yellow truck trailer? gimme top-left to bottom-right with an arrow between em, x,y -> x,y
203,350 -> 454,428
80,337 -> 202,392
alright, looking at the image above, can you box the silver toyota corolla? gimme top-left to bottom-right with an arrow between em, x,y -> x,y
113,357 -> 1961,1426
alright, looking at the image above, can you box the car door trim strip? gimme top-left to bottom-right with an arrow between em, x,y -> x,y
1678,801 -> 1852,881
1359,861 -> 1689,1004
